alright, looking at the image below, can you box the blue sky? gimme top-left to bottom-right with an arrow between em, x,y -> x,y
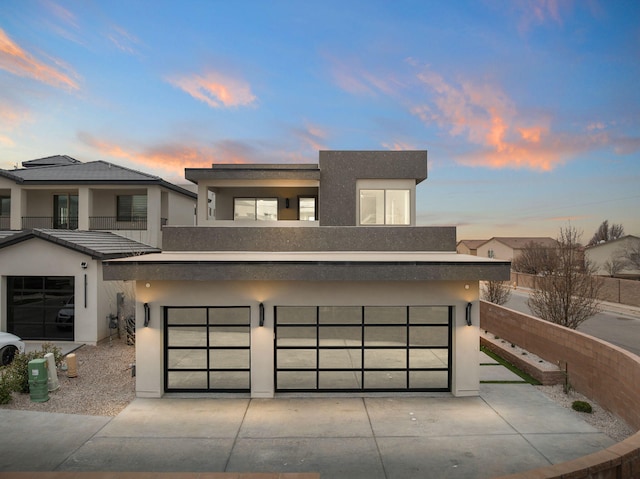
1,0 -> 638,240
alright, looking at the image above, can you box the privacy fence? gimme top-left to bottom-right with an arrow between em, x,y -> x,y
481,301 -> 640,479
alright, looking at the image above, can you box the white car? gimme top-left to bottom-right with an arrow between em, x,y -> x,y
0,332 -> 25,366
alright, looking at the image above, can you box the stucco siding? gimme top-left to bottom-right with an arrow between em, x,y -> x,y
134,279 -> 480,398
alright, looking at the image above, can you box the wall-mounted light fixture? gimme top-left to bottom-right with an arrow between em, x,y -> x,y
259,302 -> 265,327
81,261 -> 88,269
285,198 -> 290,209
144,302 -> 150,327
465,302 -> 473,326
464,283 -> 470,290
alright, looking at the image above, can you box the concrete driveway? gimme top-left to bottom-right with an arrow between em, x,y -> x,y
0,381 -> 615,479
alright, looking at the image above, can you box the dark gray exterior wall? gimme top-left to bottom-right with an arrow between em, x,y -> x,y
104,260 -> 511,282
318,150 -> 428,226
185,164 -> 320,182
162,226 -> 456,252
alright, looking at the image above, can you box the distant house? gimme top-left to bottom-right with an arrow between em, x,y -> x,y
104,150 -> 511,399
585,235 -> 640,278
0,155 -> 196,343
456,240 -> 487,256
476,237 -> 557,261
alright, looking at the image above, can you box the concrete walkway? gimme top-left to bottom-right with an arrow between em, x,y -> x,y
0,356 -> 616,478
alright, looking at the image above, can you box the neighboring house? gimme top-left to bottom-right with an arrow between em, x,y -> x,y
0,155 -> 196,343
456,240 -> 487,256
104,150 -> 510,399
0,155 -> 196,248
0,229 -> 159,343
585,235 -> 640,278
476,237 -> 557,261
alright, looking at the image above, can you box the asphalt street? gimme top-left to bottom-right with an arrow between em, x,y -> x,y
503,289 -> 640,357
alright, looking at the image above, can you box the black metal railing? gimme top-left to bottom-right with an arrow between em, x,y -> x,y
21,217 -> 79,230
0,216 -> 10,230
89,216 -> 148,230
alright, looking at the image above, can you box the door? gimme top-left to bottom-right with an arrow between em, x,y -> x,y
164,306 -> 251,392
274,305 -> 452,392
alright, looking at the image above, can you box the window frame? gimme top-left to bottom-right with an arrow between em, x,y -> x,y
298,196 -> 317,221
117,194 -> 147,222
233,197 -> 278,221
359,188 -> 411,226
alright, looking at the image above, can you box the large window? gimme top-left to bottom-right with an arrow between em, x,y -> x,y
298,197 -> 317,221
234,198 -> 278,221
359,189 -> 410,225
53,194 -> 78,229
117,195 -> 147,222
7,276 -> 75,340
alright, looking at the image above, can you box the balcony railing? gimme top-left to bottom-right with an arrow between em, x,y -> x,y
22,217 -> 79,230
90,216 -> 148,230
20,216 -> 168,231
0,216 -> 9,230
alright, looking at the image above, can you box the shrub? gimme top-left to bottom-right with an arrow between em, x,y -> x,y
572,400 -> 593,414
0,374 -> 12,404
3,343 -> 63,394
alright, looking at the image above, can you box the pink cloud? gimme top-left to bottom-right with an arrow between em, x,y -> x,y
412,68 -> 612,171
512,0 -> 570,33
291,122 -> 328,152
0,28 -> 79,90
167,70 -> 256,108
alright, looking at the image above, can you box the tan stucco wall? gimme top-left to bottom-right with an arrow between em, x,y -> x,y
476,240 -> 515,260
133,279 -> 480,399
585,237 -> 640,276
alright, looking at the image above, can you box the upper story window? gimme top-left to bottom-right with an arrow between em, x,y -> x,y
234,198 -> 278,221
0,196 -> 9,216
359,189 -> 410,225
298,197 -> 317,221
117,194 -> 147,221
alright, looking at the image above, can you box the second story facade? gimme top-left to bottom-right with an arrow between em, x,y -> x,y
0,155 -> 196,248
178,150 -> 454,252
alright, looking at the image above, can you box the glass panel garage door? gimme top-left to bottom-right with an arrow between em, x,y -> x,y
275,306 -> 451,392
7,276 -> 74,340
164,307 -> 250,392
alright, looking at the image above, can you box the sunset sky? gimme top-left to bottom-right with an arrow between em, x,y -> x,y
1,0 -> 638,240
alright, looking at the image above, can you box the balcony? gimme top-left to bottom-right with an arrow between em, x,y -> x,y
0,216 -> 9,230
22,217 -> 79,229
19,216 -> 168,231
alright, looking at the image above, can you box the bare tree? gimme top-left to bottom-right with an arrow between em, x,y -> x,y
528,225 -> 602,330
622,240 -> 640,270
588,220 -> 625,246
482,281 -> 512,305
511,240 -> 558,274
603,256 -> 626,277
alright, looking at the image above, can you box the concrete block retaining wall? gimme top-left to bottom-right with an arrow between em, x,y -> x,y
481,300 -> 640,479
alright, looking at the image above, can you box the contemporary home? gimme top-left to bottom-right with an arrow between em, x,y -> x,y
476,237 -> 557,261
585,235 -> 640,278
104,150 -> 510,398
0,155 -> 196,343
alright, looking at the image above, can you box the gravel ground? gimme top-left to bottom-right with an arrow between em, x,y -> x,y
536,384 -> 635,443
0,338 -> 636,444
0,337 -> 135,416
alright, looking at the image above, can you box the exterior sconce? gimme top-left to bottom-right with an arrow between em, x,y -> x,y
465,302 -> 472,326
259,302 -> 265,327
464,283 -> 470,290
81,262 -> 88,269
144,303 -> 150,327
285,198 -> 290,209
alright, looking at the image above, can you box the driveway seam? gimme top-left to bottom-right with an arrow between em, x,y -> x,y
223,397 -> 251,472
363,397 -> 389,479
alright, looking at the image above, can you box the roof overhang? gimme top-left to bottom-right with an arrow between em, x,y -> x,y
103,251 -> 511,282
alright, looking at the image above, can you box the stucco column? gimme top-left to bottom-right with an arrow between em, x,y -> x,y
77,187 -> 91,230
147,187 -> 162,247
10,185 -> 24,230
197,182 -> 210,224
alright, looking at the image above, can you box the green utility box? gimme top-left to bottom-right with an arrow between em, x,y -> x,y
28,358 -> 49,403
